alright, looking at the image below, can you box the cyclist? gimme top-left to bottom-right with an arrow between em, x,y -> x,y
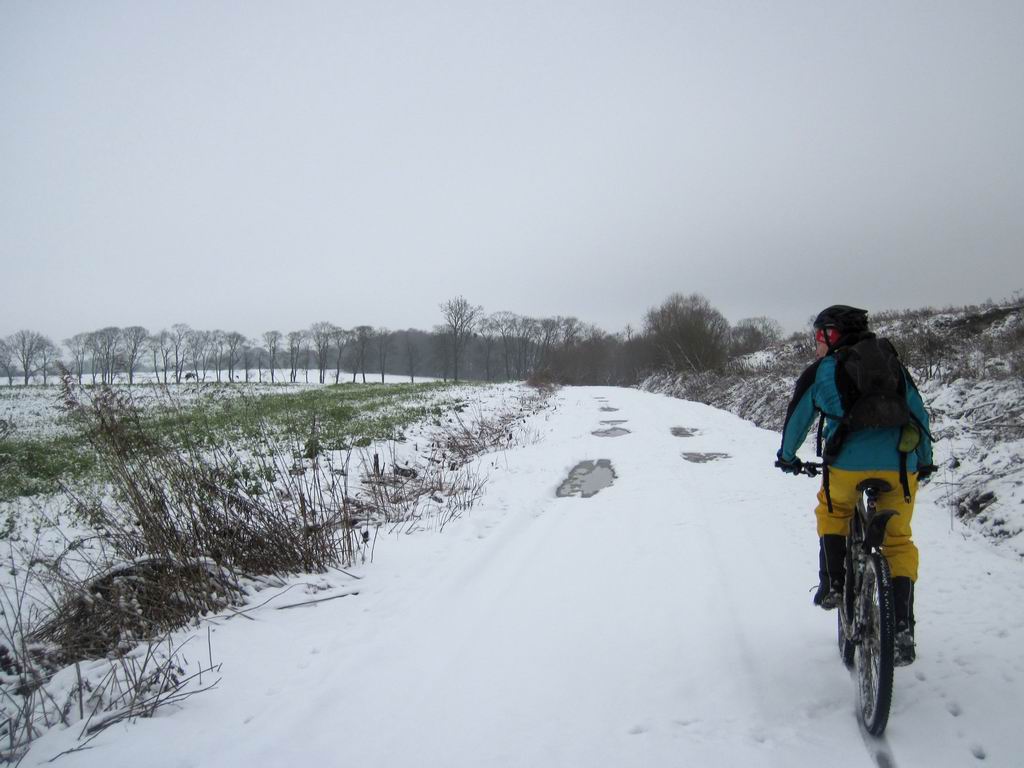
776,305 -> 935,665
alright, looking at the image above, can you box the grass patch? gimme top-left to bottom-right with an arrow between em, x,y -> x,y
0,434 -> 97,499
0,382 -> 463,502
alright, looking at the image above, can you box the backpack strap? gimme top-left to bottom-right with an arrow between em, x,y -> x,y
815,413 -> 825,457
909,411 -> 934,442
823,463 -> 834,515
899,452 -> 911,503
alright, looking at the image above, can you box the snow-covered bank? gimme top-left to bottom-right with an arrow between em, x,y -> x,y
19,386 -> 1024,767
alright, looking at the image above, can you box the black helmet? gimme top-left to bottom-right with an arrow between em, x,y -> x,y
813,305 -> 869,334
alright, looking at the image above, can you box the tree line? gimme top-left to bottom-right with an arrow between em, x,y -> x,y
0,294 -> 785,387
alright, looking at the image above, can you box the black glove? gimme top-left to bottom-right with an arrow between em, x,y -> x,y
917,464 -> 938,482
775,457 -> 803,475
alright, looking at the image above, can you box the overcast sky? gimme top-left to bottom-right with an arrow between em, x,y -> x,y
2,0 -> 1022,342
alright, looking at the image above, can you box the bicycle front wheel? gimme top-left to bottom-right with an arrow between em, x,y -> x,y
838,543 -> 856,669
856,553 -> 895,736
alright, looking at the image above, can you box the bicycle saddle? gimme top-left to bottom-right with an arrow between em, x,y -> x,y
856,478 -> 893,495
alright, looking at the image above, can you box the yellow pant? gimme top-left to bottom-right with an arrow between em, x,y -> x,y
815,467 -> 919,581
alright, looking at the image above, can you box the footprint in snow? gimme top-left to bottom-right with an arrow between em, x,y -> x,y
946,701 -> 963,717
682,452 -> 731,463
556,460 -> 617,499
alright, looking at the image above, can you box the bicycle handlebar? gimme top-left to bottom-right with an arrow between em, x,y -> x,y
775,459 -> 824,477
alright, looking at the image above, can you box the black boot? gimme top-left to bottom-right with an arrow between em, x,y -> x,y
813,535 -> 846,610
893,577 -> 916,666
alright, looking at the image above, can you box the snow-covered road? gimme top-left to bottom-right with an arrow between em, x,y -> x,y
27,387 -> 1024,767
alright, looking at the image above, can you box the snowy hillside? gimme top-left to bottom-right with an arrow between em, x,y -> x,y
16,386 -> 1023,767
642,302 -> 1024,559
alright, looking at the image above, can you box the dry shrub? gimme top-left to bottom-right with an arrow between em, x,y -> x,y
60,377 -> 357,574
41,377 -> 359,665
526,370 -> 557,389
32,558 -> 237,664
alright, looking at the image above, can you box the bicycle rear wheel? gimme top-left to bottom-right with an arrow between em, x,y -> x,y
856,553 -> 895,736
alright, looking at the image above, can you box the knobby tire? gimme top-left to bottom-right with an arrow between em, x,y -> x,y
856,553 -> 895,736
838,541 -> 856,669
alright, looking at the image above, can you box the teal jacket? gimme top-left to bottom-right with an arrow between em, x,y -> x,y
778,347 -> 933,472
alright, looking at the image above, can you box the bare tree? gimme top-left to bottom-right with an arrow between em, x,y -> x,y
535,317 -> 561,373
263,330 -> 282,383
375,328 -> 394,383
730,316 -> 783,357
209,331 -> 227,382
252,341 -> 267,382
224,331 -> 246,382
491,311 -> 519,380
643,293 -> 731,373
897,325 -> 947,383
559,316 -> 583,348
0,338 -> 14,385
10,329 -> 44,385
286,331 -> 305,383
514,316 -> 540,379
86,331 -> 100,384
186,329 -> 210,381
92,327 -> 122,383
402,330 -> 420,383
37,336 -> 57,385
145,333 -> 163,383
171,323 -> 191,383
156,329 -> 174,383
120,326 -> 149,385
351,326 -> 373,383
441,296 -> 483,381
286,331 -> 301,382
309,322 -> 334,384
241,339 -> 256,382
63,333 -> 91,384
329,326 -> 351,384
432,326 -> 453,382
479,317 -> 499,381
300,333 -> 312,383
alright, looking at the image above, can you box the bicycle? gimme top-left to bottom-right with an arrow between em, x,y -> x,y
790,461 -> 897,736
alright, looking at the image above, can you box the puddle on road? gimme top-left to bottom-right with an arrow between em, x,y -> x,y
599,406 -> 620,412
671,427 -> 699,437
592,427 -> 630,437
682,452 -> 731,463
556,460 -> 617,498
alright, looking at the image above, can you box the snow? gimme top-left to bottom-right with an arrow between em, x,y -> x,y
17,386 -> 1024,766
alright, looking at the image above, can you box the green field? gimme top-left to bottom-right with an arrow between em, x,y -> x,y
0,382 -> 462,501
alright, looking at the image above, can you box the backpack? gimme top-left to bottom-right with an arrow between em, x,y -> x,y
817,336 -> 919,506
835,337 -> 910,432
